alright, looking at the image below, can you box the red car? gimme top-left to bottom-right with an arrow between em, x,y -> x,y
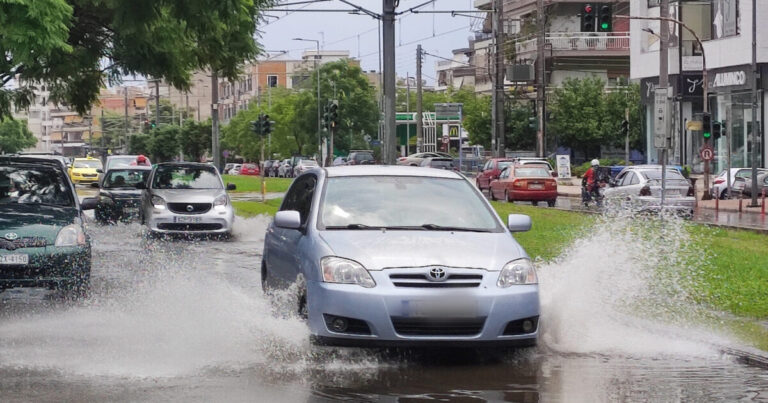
476,158 -> 515,192
239,163 -> 260,176
489,164 -> 557,207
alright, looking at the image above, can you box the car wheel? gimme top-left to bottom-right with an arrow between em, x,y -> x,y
547,199 -> 556,207
531,201 -> 538,206
261,261 -> 269,292
489,189 -> 496,201
720,189 -> 728,199
298,293 -> 308,320
504,190 -> 511,203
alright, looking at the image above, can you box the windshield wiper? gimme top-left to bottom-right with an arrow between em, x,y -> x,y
326,224 -> 382,230
420,223 -> 491,232
325,224 -> 425,230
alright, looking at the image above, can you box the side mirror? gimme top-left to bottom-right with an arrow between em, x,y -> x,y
507,214 -> 532,233
90,182 -> 100,188
551,171 -> 557,178
135,182 -> 146,190
80,197 -> 98,211
274,210 -> 301,230
226,183 -> 237,191
96,169 -> 103,173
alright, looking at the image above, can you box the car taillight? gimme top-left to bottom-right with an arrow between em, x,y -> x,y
714,178 -> 725,184
639,185 -> 651,196
513,180 -> 525,188
687,186 -> 694,197
547,180 -> 557,189
398,157 -> 407,161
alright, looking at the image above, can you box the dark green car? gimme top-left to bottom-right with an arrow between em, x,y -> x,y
0,156 -> 97,296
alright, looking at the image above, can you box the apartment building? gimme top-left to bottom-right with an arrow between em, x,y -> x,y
435,48 -> 476,92
630,0 -> 767,171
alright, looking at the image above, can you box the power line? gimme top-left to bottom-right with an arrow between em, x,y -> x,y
358,25 -> 472,59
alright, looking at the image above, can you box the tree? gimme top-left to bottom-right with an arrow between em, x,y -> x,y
179,120 -> 211,162
149,125 -> 180,162
548,77 -> 607,158
0,118 -> 37,153
2,0 -> 269,120
602,83 -> 643,150
128,133 -> 152,156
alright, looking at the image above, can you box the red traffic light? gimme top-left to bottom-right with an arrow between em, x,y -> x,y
584,4 -> 593,13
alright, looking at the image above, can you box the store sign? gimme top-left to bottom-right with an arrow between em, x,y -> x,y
682,74 -> 704,98
682,56 -> 703,72
711,71 -> 747,88
556,155 -> 571,179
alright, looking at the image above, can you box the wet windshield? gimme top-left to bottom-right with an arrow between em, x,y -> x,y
151,166 -> 222,189
0,165 -> 73,207
103,169 -> 150,189
320,176 -> 501,231
73,159 -> 102,169
514,167 -> 551,177
107,156 -> 139,169
641,170 -> 689,185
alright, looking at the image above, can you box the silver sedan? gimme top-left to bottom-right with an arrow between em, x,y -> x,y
139,163 -> 236,235
262,166 -> 539,347
603,165 -> 695,215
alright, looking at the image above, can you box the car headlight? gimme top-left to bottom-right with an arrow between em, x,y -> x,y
497,258 -> 538,287
213,194 -> 228,209
320,256 -> 376,288
99,195 -> 113,204
55,224 -> 87,247
151,195 -> 166,209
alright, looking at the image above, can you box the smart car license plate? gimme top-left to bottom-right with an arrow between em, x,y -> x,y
0,254 -> 29,265
124,207 -> 139,215
528,183 -> 544,190
406,299 -> 477,318
174,216 -> 202,223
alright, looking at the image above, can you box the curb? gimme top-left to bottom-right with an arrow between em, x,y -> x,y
721,347 -> 768,369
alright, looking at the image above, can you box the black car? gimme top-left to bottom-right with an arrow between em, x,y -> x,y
347,151 -> 375,165
95,166 -> 152,224
0,156 -> 96,296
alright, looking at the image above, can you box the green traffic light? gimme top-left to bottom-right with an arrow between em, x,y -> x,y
601,23 -> 609,29
703,131 -> 711,139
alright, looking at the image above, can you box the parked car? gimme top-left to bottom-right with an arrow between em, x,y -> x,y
228,164 -> 243,175
710,168 -> 768,199
239,163 -> 260,176
346,151 -> 376,166
224,163 -> 235,174
95,167 -> 152,224
332,157 -> 348,166
603,165 -> 695,216
476,158 -> 515,192
262,166 -> 539,347
734,172 -> 768,197
0,156 -> 96,296
397,152 -> 453,166
293,159 -> 319,176
68,157 -> 103,185
420,157 -> 458,170
139,163 -> 236,236
278,159 -> 294,178
262,160 -> 276,177
489,164 -> 557,207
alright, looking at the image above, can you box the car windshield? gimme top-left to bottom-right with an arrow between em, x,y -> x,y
0,165 -> 73,207
354,153 -> 374,161
640,169 -> 689,185
103,169 -> 149,189
498,161 -> 514,170
151,166 -> 222,189
73,159 -> 102,169
514,167 -> 550,177
107,156 -> 138,168
301,160 -> 318,166
320,176 -> 501,232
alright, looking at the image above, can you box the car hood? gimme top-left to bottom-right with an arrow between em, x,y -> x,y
318,230 -> 525,271
151,189 -> 224,203
0,205 -> 76,243
100,189 -> 142,199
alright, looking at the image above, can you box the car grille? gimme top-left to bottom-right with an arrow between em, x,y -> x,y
391,317 -> 486,336
157,223 -> 223,231
388,271 -> 483,288
167,203 -> 212,214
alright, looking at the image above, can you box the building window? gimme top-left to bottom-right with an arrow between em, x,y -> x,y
267,75 -> 278,88
711,0 -> 739,39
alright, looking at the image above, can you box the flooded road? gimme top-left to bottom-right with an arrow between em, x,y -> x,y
0,215 -> 766,402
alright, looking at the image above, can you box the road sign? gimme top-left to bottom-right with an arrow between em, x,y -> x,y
442,136 -> 450,144
370,140 -> 381,147
434,103 -> 463,120
556,155 -> 571,179
699,144 -> 714,161
653,87 -> 670,149
364,134 -> 372,143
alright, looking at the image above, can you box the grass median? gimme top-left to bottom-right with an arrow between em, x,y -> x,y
223,175 -> 293,193
233,199 -> 768,329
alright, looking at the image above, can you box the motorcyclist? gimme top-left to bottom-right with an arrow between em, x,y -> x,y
131,154 -> 150,166
582,159 -> 602,206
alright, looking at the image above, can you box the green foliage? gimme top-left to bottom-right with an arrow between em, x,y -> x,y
549,78 -> 643,157
2,0 -> 270,119
221,175 -> 293,193
127,125 -> 180,162
179,120 -> 211,162
0,118 -> 37,153
128,133 -> 152,156
232,199 -> 283,217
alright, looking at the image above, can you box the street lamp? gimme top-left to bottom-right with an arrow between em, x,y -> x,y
293,37 -> 322,165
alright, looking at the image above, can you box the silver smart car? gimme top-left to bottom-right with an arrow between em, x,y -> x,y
262,166 -> 539,347
139,162 -> 236,235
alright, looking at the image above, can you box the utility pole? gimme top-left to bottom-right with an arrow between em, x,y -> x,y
625,108 -> 630,164
124,87 -> 129,151
659,0 -> 670,209
536,0 -> 546,157
750,0 -> 759,207
406,72 -> 410,156
416,44 -> 424,153
382,0 -> 397,164
492,0 -> 505,157
211,71 -> 221,171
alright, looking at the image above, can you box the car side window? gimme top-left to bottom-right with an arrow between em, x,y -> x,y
620,172 -> 635,187
281,175 -> 317,226
613,172 -> 626,186
500,168 -> 509,179
628,172 -> 640,185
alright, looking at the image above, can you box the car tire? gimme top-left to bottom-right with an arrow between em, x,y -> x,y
531,201 -> 538,206
261,261 -> 269,292
490,189 -> 496,201
504,190 -> 511,203
298,292 -> 308,320
547,199 -> 556,207
720,189 -> 727,199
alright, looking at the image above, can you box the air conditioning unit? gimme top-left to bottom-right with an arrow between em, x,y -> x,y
506,64 -> 535,82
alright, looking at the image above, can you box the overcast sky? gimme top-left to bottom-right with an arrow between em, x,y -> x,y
259,0 -> 484,84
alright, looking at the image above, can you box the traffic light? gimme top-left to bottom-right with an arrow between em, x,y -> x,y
581,4 -> 596,32
150,119 -> 157,129
329,101 -> 339,128
702,112 -> 711,140
322,104 -> 330,130
250,119 -> 262,135
261,114 -> 271,137
712,121 -> 722,140
528,116 -> 538,130
621,119 -> 629,136
597,4 -> 612,32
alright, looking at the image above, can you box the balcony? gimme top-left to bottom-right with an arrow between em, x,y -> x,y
515,32 -> 630,57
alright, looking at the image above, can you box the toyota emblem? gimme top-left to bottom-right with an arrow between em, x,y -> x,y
4,233 -> 18,240
428,267 -> 447,281
186,205 -> 194,212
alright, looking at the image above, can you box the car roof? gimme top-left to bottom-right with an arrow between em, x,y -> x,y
106,166 -> 152,172
324,165 -> 462,178
0,155 -> 67,167
156,162 -> 215,168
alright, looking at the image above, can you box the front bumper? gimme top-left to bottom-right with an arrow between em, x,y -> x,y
636,196 -> 695,214
306,270 -> 540,346
146,205 -> 234,234
71,175 -> 99,184
0,246 -> 91,290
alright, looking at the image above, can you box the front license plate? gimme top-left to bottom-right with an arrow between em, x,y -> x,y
174,216 -> 202,223
528,184 -> 544,190
123,207 -> 139,215
0,254 -> 29,265
406,299 -> 477,318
